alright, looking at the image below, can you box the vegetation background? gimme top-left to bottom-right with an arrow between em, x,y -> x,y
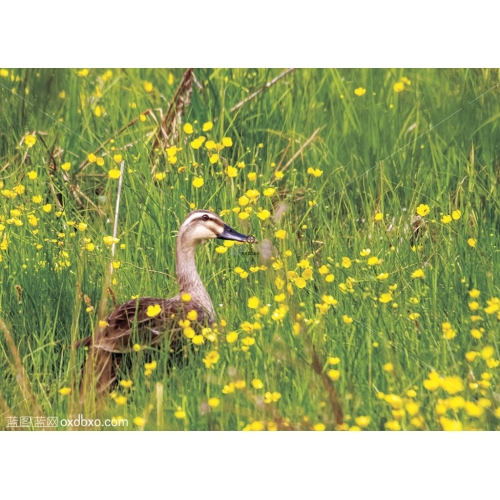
0,68 -> 499,430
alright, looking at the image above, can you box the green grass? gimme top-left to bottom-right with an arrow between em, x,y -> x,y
0,68 -> 499,430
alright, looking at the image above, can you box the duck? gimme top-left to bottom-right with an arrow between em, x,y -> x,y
77,209 -> 254,394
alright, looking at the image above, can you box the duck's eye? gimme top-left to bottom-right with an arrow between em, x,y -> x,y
202,214 -> 209,221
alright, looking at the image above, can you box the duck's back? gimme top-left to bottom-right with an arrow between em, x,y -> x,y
77,296 -> 214,353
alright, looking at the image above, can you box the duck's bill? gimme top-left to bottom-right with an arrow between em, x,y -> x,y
218,224 -> 256,243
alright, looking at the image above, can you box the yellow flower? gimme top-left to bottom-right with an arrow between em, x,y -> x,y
411,268 -> 425,279
226,166 -> 238,177
405,402 -> 420,416
25,135 -> 36,147
226,331 -> 238,343
32,195 -> 42,203
113,154 -> 122,163
174,408 -> 186,419
183,123 -> 194,135
441,215 -> 452,224
146,304 -> 162,317
59,387 -> 71,396
27,170 -> 38,180
355,416 -> 370,428
208,397 -> 220,408
108,169 -> 121,179
252,378 -> 264,389
209,154 -> 219,164
377,273 -> 389,281
42,204 -> 53,213
263,187 -> 276,197
393,81 -> 405,92
374,212 -> 384,221
181,293 -> 191,302
464,402 -> 484,418
452,210 -> 462,220
440,376 -> 464,395
385,420 -> 401,431
222,137 -> 233,147
440,417 -> 462,431
383,362 -> 394,372
327,369 -> 340,381
379,293 -> 393,304
275,229 -> 286,239
342,315 -> 353,324
191,335 -> 205,345
416,204 -> 430,216
367,256 -> 380,266
481,345 -> 494,360
242,336 -> 256,346
114,396 -> 127,406
341,257 -> 352,268
307,167 -> 323,177
469,289 -> 480,298
97,157 -> 104,166
313,423 -> 326,431
467,238 -> 477,248
133,344 -> 141,352
264,391 -> 282,403
257,210 -> 271,220
144,361 -> 157,371
247,296 -> 260,309
103,236 -> 119,246
354,87 -> 366,96
248,172 -> 257,181
192,177 -> 204,188
202,121 -> 213,132
155,172 -> 166,181
203,350 -> 220,369
119,379 -> 133,389
133,417 -> 145,427
143,81 -> 153,92
183,327 -> 195,339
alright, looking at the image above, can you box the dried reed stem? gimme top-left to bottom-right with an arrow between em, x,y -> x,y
230,68 -> 296,113
275,127 -> 320,175
0,316 -> 44,417
110,160 -> 126,274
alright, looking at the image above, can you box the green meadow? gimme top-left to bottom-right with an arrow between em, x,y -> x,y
0,68 -> 499,430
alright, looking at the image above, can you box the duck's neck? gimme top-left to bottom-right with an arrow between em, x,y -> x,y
175,238 -> 215,320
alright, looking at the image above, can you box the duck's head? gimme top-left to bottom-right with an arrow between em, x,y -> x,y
178,210 -> 255,245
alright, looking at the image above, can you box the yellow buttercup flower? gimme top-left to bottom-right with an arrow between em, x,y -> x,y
202,121 -> 213,132
354,87 -> 366,96
411,268 -> 425,279
416,204 -> 430,216
108,169 -> 121,179
192,177 -> 204,188
25,135 -> 37,147
146,304 -> 162,317
252,379 -> 264,389
59,387 -> 71,396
